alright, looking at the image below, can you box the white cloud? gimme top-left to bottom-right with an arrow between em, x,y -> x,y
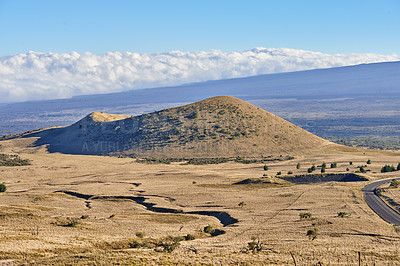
0,48 -> 398,103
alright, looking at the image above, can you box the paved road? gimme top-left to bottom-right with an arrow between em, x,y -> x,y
362,177 -> 400,225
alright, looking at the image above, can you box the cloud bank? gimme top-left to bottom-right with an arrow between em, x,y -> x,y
0,48 -> 398,103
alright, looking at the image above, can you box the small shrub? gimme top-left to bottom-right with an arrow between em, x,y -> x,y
80,215 -> 89,219
192,181 -> 197,184
0,183 -> 6,193
306,228 -> 318,240
349,161 -> 353,165
311,165 -> 316,171
321,167 -> 326,173
367,159 -> 371,164
135,232 -> 145,238
296,163 -> 301,169
204,225 -> 215,234
299,212 -> 312,220
331,162 -> 337,168
359,166 -> 366,173
287,171 -> 293,175
276,171 -> 281,176
346,168 -> 349,171
109,214 -> 115,219
321,162 -> 326,168
307,167 -> 313,173
337,211 -> 348,218
160,240 -> 180,253
247,240 -> 263,253
263,164 -> 268,171
184,234 -> 195,240
397,163 -> 400,171
238,201 -> 246,208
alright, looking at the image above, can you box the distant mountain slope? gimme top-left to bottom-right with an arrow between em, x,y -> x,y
0,61 -> 399,137
27,96 -> 330,157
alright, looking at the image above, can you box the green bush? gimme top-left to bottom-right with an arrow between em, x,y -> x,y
184,234 -> 195,240
287,171 -> 293,174
0,183 -> 6,193
397,163 -> 400,171
367,159 -> 371,164
321,167 -> 326,173
331,162 -> 337,168
349,161 -> 353,165
296,163 -> 301,169
276,171 -> 281,176
204,225 -> 215,234
263,164 -> 268,171
337,211 -> 348,218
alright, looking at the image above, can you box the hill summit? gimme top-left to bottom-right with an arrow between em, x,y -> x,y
30,96 -> 329,157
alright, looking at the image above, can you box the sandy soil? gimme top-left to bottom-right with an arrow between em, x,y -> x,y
0,138 -> 400,264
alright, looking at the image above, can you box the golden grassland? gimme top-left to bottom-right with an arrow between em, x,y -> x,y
0,138 -> 400,265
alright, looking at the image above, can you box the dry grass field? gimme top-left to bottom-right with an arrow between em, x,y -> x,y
1,137 -> 400,265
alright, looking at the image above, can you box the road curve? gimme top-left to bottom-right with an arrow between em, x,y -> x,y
362,177 -> 400,226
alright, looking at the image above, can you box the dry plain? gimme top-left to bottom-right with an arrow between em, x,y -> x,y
1,137 -> 400,265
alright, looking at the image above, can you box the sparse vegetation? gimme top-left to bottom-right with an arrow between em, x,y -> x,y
331,162 -> 337,168
389,179 -> 400,189
0,153 -> 30,166
53,217 -> 79,227
337,211 -> 349,218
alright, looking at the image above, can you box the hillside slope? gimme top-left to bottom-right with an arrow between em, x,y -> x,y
29,96 -> 330,157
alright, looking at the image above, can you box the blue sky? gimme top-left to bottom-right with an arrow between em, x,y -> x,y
0,0 -> 399,56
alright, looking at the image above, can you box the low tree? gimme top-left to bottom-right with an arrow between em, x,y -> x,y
381,164 -> 396,173
321,162 -> 326,168
331,162 -> 337,168
366,159 -> 371,164
296,163 -> 301,169
321,167 -> 326,173
263,164 -> 268,171
397,163 -> 400,171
